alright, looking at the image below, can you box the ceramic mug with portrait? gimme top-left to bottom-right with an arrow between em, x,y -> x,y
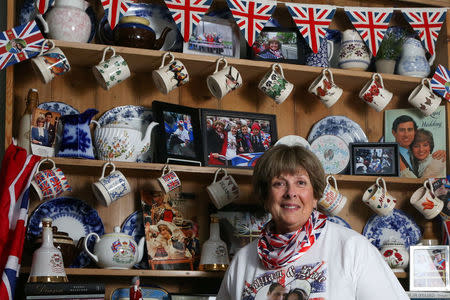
207,57 -> 242,100
410,179 -> 444,219
308,68 -> 343,108
359,73 -> 393,112
258,63 -> 293,104
362,177 -> 396,215
152,52 -> 189,95
31,39 -> 71,84
408,78 -> 442,116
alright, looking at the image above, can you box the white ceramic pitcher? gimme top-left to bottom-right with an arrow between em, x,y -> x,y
398,37 -> 434,78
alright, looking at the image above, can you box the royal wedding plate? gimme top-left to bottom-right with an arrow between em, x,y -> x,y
121,211 -> 149,269
275,135 -> 311,150
307,116 -> 368,145
363,209 -> 421,250
327,215 -> 352,229
310,135 -> 350,174
27,197 -> 104,268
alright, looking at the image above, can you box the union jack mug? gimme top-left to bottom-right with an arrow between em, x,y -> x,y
31,158 -> 72,201
157,165 -> 181,193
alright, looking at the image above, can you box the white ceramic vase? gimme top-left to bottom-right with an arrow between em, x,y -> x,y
398,38 -> 433,78
380,239 -> 409,272
337,29 -> 371,71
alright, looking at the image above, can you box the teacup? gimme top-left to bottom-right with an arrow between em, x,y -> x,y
359,73 -> 393,112
31,39 -> 71,84
318,175 -> 347,215
92,46 -> 130,90
362,177 -> 396,216
152,52 -> 189,94
92,162 -> 131,206
308,68 -> 343,108
207,168 -> 240,209
157,165 -> 181,193
207,57 -> 242,99
31,158 -> 72,201
258,63 -> 293,104
408,78 -> 442,116
410,179 -> 444,219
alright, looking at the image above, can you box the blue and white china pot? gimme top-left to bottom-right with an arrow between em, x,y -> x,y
398,37 -> 433,78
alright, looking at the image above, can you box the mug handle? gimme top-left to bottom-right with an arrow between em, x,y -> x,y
214,57 -> 228,74
424,179 -> 435,196
38,39 -> 55,56
100,46 -> 116,64
323,68 -> 334,84
213,168 -> 227,183
35,13 -> 49,33
373,73 -> 384,89
100,162 -> 116,179
36,158 -> 56,171
160,52 -> 175,69
272,63 -> 284,77
161,164 -> 171,176
376,177 -> 386,192
91,120 -> 100,129
421,78 -> 432,92
327,175 -> 338,191
327,40 -> 334,62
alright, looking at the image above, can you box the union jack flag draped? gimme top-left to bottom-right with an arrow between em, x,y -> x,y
163,0 -> 213,42
401,8 -> 446,57
0,21 -> 47,71
284,4 -> 336,54
344,7 -> 393,57
35,0 -> 54,15
431,64 -> 450,101
226,0 -> 276,46
101,0 -> 134,30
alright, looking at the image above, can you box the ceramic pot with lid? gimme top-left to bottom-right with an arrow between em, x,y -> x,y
380,238 -> 409,272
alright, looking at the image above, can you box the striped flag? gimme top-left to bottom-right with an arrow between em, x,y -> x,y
431,64 -> 450,101
101,0 -> 134,30
0,144 -> 40,300
35,0 -> 54,15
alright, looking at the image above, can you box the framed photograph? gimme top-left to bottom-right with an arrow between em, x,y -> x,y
349,142 -> 399,176
30,108 -> 61,157
410,245 -> 450,291
152,101 -> 203,166
248,27 -> 302,64
200,109 -> 277,168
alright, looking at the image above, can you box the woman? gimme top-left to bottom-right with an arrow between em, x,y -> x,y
217,145 -> 408,299
148,222 -> 191,260
257,39 -> 285,60
207,120 -> 227,165
31,116 -> 49,146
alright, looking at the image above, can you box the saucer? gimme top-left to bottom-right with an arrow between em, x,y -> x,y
310,135 -> 350,174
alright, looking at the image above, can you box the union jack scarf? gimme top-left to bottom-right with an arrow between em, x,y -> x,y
257,210 -> 327,269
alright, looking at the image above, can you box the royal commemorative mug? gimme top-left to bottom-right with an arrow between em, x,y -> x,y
318,175 -> 347,215
359,73 -> 393,112
31,39 -> 71,84
408,78 -> 442,116
410,179 -> 444,219
92,46 -> 130,90
207,168 -> 240,209
31,158 -> 72,201
92,162 -> 131,206
152,52 -> 189,94
258,63 -> 294,104
207,57 -> 242,100
362,177 -> 396,216
308,68 -> 343,108
157,165 -> 181,193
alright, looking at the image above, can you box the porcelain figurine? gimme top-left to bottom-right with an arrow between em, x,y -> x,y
337,29 -> 371,71
380,238 -> 409,272
397,37 -> 433,78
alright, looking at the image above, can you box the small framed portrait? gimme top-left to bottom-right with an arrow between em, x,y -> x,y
200,108 -> 277,168
349,142 -> 399,176
30,108 -> 61,157
248,27 -> 301,64
410,245 -> 450,291
152,101 -> 203,166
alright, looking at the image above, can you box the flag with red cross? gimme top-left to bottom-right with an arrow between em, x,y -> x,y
101,0 -> 136,30
431,64 -> 450,101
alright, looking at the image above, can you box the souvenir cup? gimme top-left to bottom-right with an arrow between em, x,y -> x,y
31,39 -> 71,84
258,63 -> 294,104
408,78 -> 442,116
92,46 -> 130,90
92,162 -> 131,206
359,73 -> 393,112
362,177 -> 396,216
308,68 -> 343,108
207,57 -> 242,100
157,165 -> 181,193
31,158 -> 72,201
207,168 -> 240,209
410,179 -> 444,219
152,52 -> 189,94
318,175 -> 347,215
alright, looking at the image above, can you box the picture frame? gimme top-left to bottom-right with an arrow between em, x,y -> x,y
349,142 -> 400,176
30,108 -> 61,157
410,245 -> 450,291
248,27 -> 302,64
200,109 -> 277,168
152,101 -> 203,166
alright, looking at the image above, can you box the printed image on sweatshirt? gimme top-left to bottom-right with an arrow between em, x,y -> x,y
242,261 -> 327,300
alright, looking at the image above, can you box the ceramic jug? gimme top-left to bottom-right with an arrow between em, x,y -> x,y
337,29 -> 371,71
380,238 -> 409,272
397,37 -> 433,78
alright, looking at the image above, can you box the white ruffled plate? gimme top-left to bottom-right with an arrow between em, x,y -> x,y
310,135 -> 349,174
275,135 -> 311,150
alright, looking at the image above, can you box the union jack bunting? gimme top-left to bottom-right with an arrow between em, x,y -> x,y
284,4 -> 336,54
344,7 -> 393,57
164,0 -> 213,42
226,0 -> 276,46
0,21 -> 47,71
101,0 -> 134,30
35,0 -> 54,15
431,64 -> 450,101
401,8 -> 446,57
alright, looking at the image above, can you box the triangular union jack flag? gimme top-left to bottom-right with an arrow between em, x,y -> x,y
0,20 -> 48,71
101,0 -> 135,30
401,8 -> 446,57
344,7 -> 393,57
164,0 -> 213,42
430,64 -> 450,101
35,0 -> 54,15
284,4 -> 336,54
226,0 -> 276,46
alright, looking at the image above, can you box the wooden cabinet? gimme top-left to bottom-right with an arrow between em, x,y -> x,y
6,0 -> 449,297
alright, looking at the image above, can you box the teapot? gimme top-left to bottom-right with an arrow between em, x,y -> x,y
84,226 -> 145,269
92,120 -> 158,162
397,37 -> 433,78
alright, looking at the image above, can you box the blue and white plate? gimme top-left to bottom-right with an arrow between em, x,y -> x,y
363,209 -> 422,250
27,197 -> 104,268
111,286 -> 169,300
327,215 -> 351,229
38,102 -> 79,116
310,135 -> 350,174
307,116 -> 368,145
121,211 -> 149,269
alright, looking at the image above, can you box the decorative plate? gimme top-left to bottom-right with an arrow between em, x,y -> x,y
307,116 -> 368,145
275,135 -> 311,150
38,102 -> 80,116
27,197 -> 104,268
363,209 -> 422,250
310,135 -> 350,174
121,211 -> 149,269
111,287 -> 170,300
327,215 -> 351,229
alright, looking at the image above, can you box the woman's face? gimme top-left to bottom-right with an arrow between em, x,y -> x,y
37,120 -> 44,127
216,124 -> 224,133
160,227 -> 171,240
231,126 -> 237,135
269,42 -> 279,51
266,169 -> 317,234
412,140 -> 431,161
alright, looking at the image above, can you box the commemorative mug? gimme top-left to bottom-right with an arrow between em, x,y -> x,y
207,57 -> 242,100
207,168 -> 240,209
92,46 -> 130,90
91,162 -> 131,206
258,63 -> 294,104
152,52 -> 189,94
408,78 -> 442,116
318,175 -> 347,215
157,165 -> 181,193
362,177 -> 396,216
31,158 -> 72,201
31,39 -> 71,84
359,73 -> 393,112
410,179 -> 444,219
308,68 -> 343,108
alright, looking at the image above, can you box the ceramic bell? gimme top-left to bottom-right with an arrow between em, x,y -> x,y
380,238 -> 409,272
199,215 -> 229,271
